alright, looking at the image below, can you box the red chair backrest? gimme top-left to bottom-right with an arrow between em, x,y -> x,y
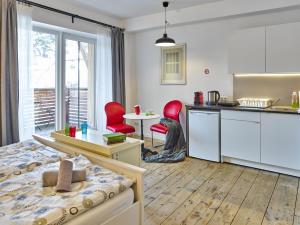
105,102 -> 125,126
163,100 -> 182,122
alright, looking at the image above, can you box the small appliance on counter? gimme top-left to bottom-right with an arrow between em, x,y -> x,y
207,90 -> 220,105
237,98 -> 274,108
218,100 -> 239,107
194,91 -> 204,105
217,95 -> 239,107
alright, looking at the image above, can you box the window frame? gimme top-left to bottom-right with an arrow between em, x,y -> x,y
32,24 -> 97,131
160,43 -> 187,85
62,33 -> 97,129
32,26 -> 61,130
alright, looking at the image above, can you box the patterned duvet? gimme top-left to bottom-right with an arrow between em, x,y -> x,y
0,140 -> 68,182
0,140 -> 134,225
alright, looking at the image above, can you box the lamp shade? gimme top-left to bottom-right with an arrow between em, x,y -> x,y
155,33 -> 176,47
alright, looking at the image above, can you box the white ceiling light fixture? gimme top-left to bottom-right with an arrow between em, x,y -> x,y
155,1 -> 176,47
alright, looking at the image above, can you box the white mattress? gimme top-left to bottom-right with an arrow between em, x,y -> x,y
64,188 -> 134,225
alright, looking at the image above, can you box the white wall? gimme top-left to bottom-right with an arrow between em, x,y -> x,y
126,7 -> 300,139
125,0 -> 300,32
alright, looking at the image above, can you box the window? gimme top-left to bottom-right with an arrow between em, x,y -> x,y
32,29 -> 57,135
64,36 -> 96,128
161,44 -> 186,85
30,26 -> 97,136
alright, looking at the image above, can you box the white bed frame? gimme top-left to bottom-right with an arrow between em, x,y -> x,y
33,135 -> 145,225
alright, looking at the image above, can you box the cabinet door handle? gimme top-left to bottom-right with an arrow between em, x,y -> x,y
222,118 -> 260,124
190,111 -> 219,115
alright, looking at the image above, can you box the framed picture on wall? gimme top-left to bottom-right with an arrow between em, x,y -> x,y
161,43 -> 186,85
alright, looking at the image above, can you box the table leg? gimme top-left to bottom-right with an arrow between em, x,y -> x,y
140,120 -> 145,156
140,119 -> 144,140
139,119 -> 158,160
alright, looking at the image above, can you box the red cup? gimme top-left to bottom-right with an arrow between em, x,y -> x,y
69,126 -> 76,137
134,105 -> 141,115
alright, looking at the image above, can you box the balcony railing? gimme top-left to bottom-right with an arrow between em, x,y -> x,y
34,88 -> 88,130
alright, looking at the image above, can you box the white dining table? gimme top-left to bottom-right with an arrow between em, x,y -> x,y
123,113 -> 160,156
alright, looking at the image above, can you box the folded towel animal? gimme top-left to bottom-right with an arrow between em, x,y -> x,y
56,160 -> 73,192
42,169 -> 86,187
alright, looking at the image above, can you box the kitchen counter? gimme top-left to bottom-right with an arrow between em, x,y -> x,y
186,102 -> 300,177
186,104 -> 300,115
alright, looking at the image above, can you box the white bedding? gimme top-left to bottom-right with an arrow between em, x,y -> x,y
65,188 -> 134,225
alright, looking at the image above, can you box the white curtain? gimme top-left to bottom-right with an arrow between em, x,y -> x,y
95,28 -> 112,133
17,4 -> 34,141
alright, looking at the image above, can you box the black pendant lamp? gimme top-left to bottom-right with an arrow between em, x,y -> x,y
155,1 -> 176,47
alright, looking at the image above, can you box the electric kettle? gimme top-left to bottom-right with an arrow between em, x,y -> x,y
207,91 -> 220,105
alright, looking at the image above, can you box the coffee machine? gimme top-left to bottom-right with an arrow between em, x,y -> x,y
194,91 -> 204,105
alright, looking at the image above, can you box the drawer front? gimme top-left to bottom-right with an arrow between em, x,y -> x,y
221,110 -> 260,122
221,118 -> 261,162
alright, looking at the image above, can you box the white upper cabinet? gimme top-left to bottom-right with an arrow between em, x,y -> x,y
266,22 -> 300,73
228,26 -> 266,74
229,22 -> 300,74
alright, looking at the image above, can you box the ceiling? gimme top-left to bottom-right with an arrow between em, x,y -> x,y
64,0 -> 222,19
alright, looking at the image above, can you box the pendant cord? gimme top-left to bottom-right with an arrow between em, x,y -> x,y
164,6 -> 167,34
155,1 -> 175,45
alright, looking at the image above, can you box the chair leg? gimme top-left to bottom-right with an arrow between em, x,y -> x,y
152,132 -> 165,148
151,131 -> 154,148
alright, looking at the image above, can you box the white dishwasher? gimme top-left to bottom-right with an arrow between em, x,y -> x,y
188,110 -> 220,162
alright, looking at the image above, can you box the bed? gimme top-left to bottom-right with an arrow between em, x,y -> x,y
0,135 -> 145,225
0,139 -> 68,182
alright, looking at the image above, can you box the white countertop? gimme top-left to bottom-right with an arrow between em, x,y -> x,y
123,113 -> 160,120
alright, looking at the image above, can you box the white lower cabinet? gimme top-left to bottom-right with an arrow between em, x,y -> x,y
221,113 -> 261,163
189,110 -> 220,162
219,110 -> 300,176
261,113 -> 300,171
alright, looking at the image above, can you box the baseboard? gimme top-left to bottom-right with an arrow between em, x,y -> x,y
223,156 -> 300,177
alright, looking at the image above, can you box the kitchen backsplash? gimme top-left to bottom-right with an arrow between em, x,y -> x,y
233,75 -> 300,105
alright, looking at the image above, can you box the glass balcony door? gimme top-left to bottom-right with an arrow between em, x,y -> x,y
21,25 -> 97,138
31,28 -> 58,136
63,35 -> 96,128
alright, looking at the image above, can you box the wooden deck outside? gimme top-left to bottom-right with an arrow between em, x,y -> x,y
34,88 -> 88,129
141,138 -> 300,225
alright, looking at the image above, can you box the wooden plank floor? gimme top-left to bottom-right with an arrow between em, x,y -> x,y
141,138 -> 300,225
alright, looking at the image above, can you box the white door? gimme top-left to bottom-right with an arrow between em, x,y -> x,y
266,22 -> 300,73
31,28 -> 58,137
189,110 -> 220,162
228,26 -> 266,74
63,35 -> 96,128
221,118 -> 260,163
261,113 -> 300,170
28,26 -> 97,137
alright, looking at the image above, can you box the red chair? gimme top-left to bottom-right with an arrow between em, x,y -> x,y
150,100 -> 182,147
105,102 -> 135,134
